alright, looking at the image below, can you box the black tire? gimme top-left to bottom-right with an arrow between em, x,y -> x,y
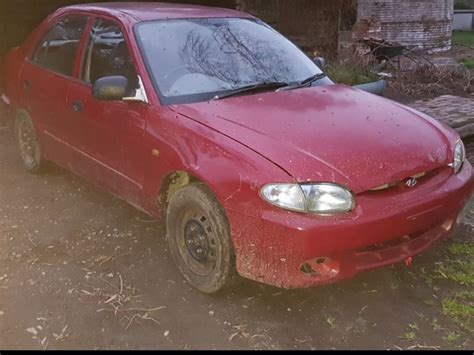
14,111 -> 46,173
166,183 -> 237,294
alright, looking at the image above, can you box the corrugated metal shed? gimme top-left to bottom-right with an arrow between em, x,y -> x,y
355,0 -> 454,53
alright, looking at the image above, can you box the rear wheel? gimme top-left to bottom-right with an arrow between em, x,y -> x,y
14,112 -> 45,173
166,183 -> 237,294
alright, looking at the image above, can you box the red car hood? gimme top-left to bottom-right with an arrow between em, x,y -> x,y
172,85 -> 456,193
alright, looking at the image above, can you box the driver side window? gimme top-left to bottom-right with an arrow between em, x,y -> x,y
82,18 -> 138,95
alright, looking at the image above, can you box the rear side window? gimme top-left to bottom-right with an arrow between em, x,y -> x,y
33,16 -> 88,76
82,18 -> 138,93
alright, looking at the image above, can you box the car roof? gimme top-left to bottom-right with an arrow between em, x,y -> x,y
65,2 -> 253,22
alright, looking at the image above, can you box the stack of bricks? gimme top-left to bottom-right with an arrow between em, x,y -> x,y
409,95 -> 474,139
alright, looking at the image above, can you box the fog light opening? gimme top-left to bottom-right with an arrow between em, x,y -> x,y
300,262 -> 321,277
300,258 -> 341,279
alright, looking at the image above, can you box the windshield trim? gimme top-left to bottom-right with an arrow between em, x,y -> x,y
133,17 -> 322,106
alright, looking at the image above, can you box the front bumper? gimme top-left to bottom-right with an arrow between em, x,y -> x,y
228,162 -> 474,289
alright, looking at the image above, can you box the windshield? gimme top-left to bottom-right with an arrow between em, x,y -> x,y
135,18 -> 324,105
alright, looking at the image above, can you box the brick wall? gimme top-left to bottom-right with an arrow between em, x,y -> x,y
355,0 -> 454,53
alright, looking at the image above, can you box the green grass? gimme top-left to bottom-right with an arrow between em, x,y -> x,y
461,58 -> 474,71
436,259 -> 474,286
442,331 -> 461,344
448,243 -> 474,256
434,243 -> 474,286
324,316 -> 336,329
455,0 -> 474,10
442,291 -> 473,332
452,31 -> 474,47
326,67 -> 379,86
403,331 -> 417,342
424,242 -> 474,336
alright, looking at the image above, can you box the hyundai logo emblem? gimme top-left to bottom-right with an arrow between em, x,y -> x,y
405,178 -> 418,188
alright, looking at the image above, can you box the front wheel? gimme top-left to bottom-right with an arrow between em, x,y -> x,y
166,183 -> 237,294
14,112 -> 46,173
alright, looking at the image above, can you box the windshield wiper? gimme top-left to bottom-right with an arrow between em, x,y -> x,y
213,82 -> 289,100
278,73 -> 327,92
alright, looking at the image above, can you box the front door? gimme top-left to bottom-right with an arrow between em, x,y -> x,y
67,17 -> 148,204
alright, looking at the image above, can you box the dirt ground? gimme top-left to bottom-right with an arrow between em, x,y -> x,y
0,123 -> 473,350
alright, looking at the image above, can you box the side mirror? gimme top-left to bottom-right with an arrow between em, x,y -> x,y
92,76 -> 129,101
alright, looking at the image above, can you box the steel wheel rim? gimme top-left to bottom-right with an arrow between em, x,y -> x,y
178,208 -> 219,277
18,119 -> 38,166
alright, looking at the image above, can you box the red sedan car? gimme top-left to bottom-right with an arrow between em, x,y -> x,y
1,3 -> 473,293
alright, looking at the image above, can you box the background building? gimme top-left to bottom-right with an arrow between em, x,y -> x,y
0,0 -> 455,61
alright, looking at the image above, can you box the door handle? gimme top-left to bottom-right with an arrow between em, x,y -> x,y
72,101 -> 83,113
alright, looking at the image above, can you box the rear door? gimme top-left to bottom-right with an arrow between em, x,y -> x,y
19,16 -> 88,165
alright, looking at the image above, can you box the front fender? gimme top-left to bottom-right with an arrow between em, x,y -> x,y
142,107 -> 304,281
142,107 -> 293,218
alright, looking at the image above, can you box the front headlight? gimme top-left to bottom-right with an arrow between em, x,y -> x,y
450,140 -> 466,174
260,183 -> 355,215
